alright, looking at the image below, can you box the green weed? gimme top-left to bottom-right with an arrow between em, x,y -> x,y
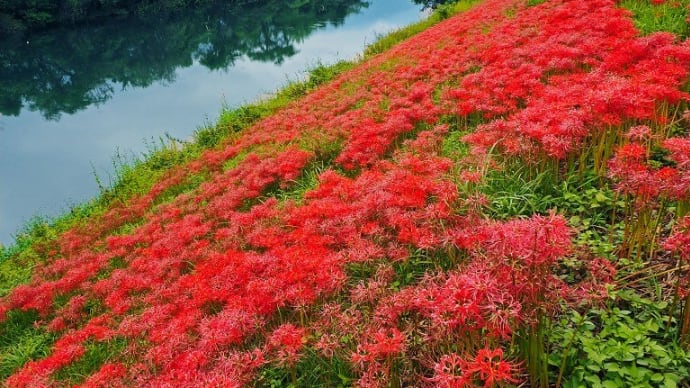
392,248 -> 458,289
256,350 -> 353,388
549,290 -> 690,388
363,0 -> 483,58
54,337 -> 128,385
275,160 -> 329,204
0,218 -> 60,297
620,0 -> 690,37
0,309 -> 56,379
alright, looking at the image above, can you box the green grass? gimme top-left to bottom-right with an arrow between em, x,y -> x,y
483,163 -> 618,224
548,291 -> 690,388
274,160 -> 330,204
392,247 -> 459,288
362,0 -> 483,58
620,0 -> 690,37
0,309 -> 57,379
256,350 -> 354,388
53,337 -> 128,385
0,218 -> 60,297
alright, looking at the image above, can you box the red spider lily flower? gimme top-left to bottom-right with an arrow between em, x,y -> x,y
82,362 -> 128,388
664,137 -> 690,169
624,125 -> 654,143
314,333 -> 341,358
198,309 -> 259,350
665,215 -> 690,257
465,347 -> 519,387
267,324 -> 306,367
431,353 -> 472,388
610,136 -> 690,205
366,327 -> 406,358
356,362 -> 390,388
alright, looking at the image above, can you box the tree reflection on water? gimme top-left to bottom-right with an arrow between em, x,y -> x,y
0,0 -> 368,120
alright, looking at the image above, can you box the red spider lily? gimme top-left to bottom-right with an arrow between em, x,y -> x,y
356,362 -> 390,388
267,324 -> 306,367
665,216 -> 690,259
432,348 -> 518,388
198,309 -> 259,350
82,363 -> 128,388
625,125 -> 655,143
609,135 -> 690,205
465,347 -> 519,387
664,215 -> 690,347
431,353 -> 472,388
363,327 -> 406,359
314,333 -> 340,359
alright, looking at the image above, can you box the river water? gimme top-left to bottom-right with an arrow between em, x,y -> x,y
0,0 -> 429,245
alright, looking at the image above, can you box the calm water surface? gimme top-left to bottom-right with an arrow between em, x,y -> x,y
0,0 -> 427,245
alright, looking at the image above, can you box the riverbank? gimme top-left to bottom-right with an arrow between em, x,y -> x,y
2,0 -> 690,386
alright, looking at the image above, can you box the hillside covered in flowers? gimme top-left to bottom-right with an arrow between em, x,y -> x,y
2,0 -> 690,386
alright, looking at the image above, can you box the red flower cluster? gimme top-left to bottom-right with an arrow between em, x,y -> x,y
457,1 -> 690,160
267,324 -> 306,368
609,130 -> 690,207
666,215 -> 690,258
306,213 -> 610,386
432,348 -> 517,388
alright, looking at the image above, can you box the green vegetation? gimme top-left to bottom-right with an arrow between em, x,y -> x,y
1,218 -> 63,298
549,291 -> 690,388
256,351 -> 354,387
0,309 -> 56,379
620,0 -> 690,37
54,337 -> 128,385
363,0 -> 483,57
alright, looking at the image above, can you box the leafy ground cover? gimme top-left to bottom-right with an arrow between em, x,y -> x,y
2,0 -> 690,386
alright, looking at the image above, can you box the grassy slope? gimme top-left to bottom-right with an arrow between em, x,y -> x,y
1,0 -> 690,386
0,1 -> 480,383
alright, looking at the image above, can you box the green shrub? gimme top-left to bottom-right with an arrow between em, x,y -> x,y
550,290 -> 690,388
